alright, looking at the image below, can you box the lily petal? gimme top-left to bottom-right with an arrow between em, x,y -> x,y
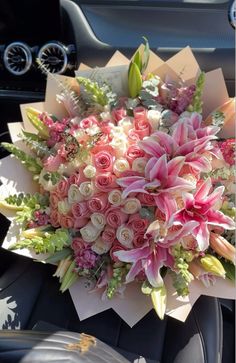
194,178 -> 212,201
117,176 -> 145,188
194,222 -> 210,251
114,244 -> 150,263
155,193 -> 177,222
167,156 -> 185,177
172,121 -> 188,146
126,260 -> 143,283
143,250 -> 165,288
138,139 -> 165,158
122,179 -> 148,198
149,154 -> 167,182
207,210 -> 235,230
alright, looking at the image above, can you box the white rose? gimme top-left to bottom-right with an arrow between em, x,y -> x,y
111,126 -> 124,137
110,137 -> 128,158
68,184 -> 83,204
113,158 -> 130,176
132,157 -> 148,174
91,213 -> 106,230
118,117 -> 133,134
91,237 -> 112,255
87,125 -> 101,136
147,110 -> 161,130
83,165 -> 96,179
116,225 -> 134,248
108,190 -> 123,206
58,199 -> 71,215
80,222 -> 101,243
58,158 -> 81,176
122,198 -> 141,214
79,182 -> 95,199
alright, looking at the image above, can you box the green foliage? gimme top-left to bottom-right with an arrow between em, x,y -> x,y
45,248 -> 72,264
9,228 -> 71,254
76,77 -> 109,106
60,260 -> 79,293
128,61 -> 142,98
171,245 -> 194,296
26,108 -> 49,139
107,264 -> 127,299
1,142 -> 42,175
187,72 -> 205,114
221,260 -> 235,281
22,130 -> 50,157
5,192 -> 49,224
43,172 -> 61,185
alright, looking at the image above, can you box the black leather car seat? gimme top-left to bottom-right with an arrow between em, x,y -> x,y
0,252 -> 223,363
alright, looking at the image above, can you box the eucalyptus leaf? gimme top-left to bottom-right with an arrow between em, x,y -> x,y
45,248 -> 72,264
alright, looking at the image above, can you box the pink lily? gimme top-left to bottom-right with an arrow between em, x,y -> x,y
117,155 -> 195,219
174,178 -> 235,251
114,220 -> 198,288
139,114 -> 219,173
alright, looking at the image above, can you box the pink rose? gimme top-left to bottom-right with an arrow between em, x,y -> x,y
133,107 -> 150,139
71,237 -> 87,254
80,115 -> 98,129
50,192 -> 60,209
56,179 -> 70,198
137,193 -> 156,206
59,214 -> 74,229
133,233 -> 145,248
133,106 -> 147,122
110,242 -> 127,262
128,129 -> 140,145
95,173 -> 117,192
93,151 -> 113,173
105,207 -> 128,228
50,209 -> 60,228
87,193 -> 108,212
101,226 -> 116,244
126,145 -> 146,164
128,213 -> 148,233
112,107 -> 127,123
69,173 -> 81,186
71,201 -> 90,218
74,217 -> 89,229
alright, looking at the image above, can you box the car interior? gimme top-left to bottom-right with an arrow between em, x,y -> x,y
0,0 -> 235,362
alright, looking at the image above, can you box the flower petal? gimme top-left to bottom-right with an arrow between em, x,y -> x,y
200,186 -> 224,213
114,244 -> 150,263
194,222 -> 210,251
122,179 -> 148,198
167,156 -> 185,177
172,121 -> 188,146
207,210 -> 235,230
194,178 -> 212,200
117,176 -> 145,188
138,139 -> 165,158
126,260 -> 143,283
149,154 -> 167,182
143,250 -> 165,288
162,220 -> 199,247
155,193 -> 177,222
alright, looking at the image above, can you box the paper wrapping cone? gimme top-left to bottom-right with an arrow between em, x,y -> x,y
0,47 -> 235,327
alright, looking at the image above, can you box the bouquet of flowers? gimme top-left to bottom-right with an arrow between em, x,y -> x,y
0,40 -> 235,323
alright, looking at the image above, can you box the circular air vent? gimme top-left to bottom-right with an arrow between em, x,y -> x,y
3,42 -> 32,75
38,42 -> 68,74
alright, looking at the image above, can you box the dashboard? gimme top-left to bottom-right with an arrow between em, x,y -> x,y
0,0 -> 234,106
